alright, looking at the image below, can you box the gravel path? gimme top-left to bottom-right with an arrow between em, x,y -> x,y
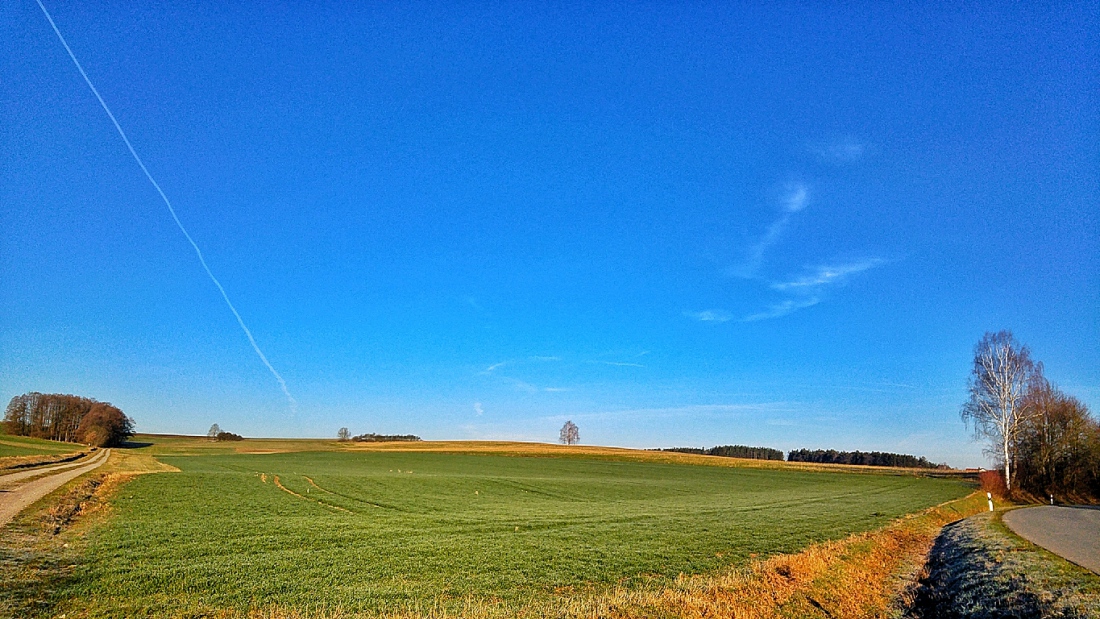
1004,506 -> 1100,575
0,448 -> 110,528
0,452 -> 95,488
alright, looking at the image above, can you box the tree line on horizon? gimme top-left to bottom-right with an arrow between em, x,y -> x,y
661,445 -> 785,461
786,449 -> 948,469
2,392 -> 134,447
660,445 -> 944,468
339,430 -> 422,443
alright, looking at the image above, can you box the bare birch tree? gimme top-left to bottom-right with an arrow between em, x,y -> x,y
559,420 -> 579,445
961,331 -> 1039,491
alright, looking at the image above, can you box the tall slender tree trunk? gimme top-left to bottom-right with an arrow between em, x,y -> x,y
1003,439 -> 1012,490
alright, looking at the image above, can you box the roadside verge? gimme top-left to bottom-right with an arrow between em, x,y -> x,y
907,510 -> 1100,617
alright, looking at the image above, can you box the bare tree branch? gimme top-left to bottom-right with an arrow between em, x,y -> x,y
961,331 -> 1039,490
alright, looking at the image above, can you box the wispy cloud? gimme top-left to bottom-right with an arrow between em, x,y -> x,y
736,182 -> 811,277
781,182 -> 809,213
743,297 -> 821,322
770,259 -> 884,292
474,402 -> 484,416
512,380 -> 539,393
477,357 -> 568,394
742,259 -> 885,321
481,357 -> 557,376
683,309 -> 732,323
813,137 -> 865,164
480,361 -> 509,375
587,360 -> 646,368
713,163 -> 882,323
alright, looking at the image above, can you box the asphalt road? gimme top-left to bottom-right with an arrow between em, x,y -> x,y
0,448 -> 110,528
1003,505 -> 1100,575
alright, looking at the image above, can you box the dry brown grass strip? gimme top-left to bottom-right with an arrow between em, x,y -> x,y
43,475 -> 103,534
104,449 -> 180,475
586,492 -> 987,619
339,441 -> 972,480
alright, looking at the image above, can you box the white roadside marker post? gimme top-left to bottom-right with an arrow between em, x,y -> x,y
1050,494 -> 1054,505
987,492 -> 994,512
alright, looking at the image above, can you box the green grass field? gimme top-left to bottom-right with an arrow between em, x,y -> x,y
0,433 -> 81,458
45,440 -> 974,617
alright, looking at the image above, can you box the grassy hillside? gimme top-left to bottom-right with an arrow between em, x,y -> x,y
43,438 -> 974,617
0,433 -> 82,458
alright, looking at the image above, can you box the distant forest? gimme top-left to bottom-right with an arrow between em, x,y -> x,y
787,449 -> 948,469
351,433 -> 421,443
661,445 -> 785,461
660,445 -> 945,468
2,392 -> 134,447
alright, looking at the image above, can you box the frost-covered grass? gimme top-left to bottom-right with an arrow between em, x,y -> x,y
909,510 -> 1100,618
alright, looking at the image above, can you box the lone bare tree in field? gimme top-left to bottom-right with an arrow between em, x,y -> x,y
207,423 -> 221,441
337,427 -> 350,442
559,420 -> 579,445
961,331 -> 1040,491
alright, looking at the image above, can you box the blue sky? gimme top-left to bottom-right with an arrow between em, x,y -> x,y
2,2 -> 1096,467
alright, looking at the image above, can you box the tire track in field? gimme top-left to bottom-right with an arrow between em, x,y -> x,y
271,474 -> 351,513
436,482 -> 928,531
488,478 -> 583,501
302,475 -> 392,511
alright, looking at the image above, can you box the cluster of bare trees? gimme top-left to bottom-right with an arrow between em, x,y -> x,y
2,392 -> 134,447
962,331 -> 1099,500
1014,377 -> 1099,500
206,424 -> 244,441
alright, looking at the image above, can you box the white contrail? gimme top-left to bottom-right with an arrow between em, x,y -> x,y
35,0 -> 296,409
